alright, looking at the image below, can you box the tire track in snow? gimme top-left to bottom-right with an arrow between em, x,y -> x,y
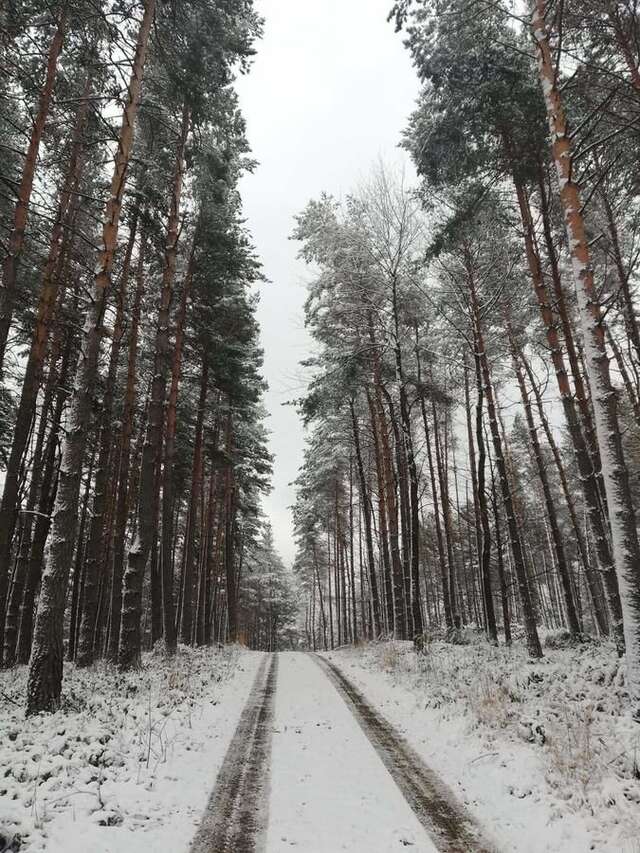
190,652 -> 277,853
311,653 -> 497,853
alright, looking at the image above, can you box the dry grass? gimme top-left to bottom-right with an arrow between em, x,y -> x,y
360,632 -> 640,840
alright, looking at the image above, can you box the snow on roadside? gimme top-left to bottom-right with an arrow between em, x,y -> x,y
0,645 -> 262,852
324,636 -> 640,853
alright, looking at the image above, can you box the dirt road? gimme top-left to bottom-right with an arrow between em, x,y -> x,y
191,652 -> 496,853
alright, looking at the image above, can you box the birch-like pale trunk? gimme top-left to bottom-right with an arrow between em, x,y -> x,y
532,0 -> 640,701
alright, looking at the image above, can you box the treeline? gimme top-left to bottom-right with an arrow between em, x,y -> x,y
239,525 -> 299,651
0,1 -> 280,714
292,0 -> 640,703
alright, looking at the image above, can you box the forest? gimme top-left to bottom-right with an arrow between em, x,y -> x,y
1,1 -> 640,851
0,0 -> 298,718
292,0 -> 640,708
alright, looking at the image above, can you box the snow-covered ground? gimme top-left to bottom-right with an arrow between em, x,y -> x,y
0,645 -> 262,852
325,635 -> 640,853
267,652 -> 438,852
4,638 -> 640,853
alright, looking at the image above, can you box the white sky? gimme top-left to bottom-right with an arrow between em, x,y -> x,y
236,0 -> 420,565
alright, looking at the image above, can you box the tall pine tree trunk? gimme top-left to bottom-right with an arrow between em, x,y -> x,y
161,247 -> 193,654
119,101 -> 189,669
533,0 -> 640,696
179,359 -> 208,645
349,399 -> 382,635
27,0 -> 156,712
514,163 -> 623,649
0,8 -> 67,367
0,61 -> 87,646
76,215 -> 139,667
466,348 -> 497,643
107,236 -> 146,661
366,388 -> 394,632
468,270 -> 542,657
520,339 -> 609,636
3,317 -> 72,666
509,330 -> 581,636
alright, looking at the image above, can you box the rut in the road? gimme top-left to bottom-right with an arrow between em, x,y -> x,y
312,653 -> 498,853
190,653 -> 278,853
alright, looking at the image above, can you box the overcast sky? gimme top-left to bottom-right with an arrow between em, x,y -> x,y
235,0 -> 420,565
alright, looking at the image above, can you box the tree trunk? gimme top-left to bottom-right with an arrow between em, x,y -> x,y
469,283 -> 542,657
107,235 -> 147,661
520,345 -> 609,637
67,449 -> 97,661
536,167 -> 608,522
119,100 -> 189,670
76,215 -> 139,667
417,354 -> 451,630
349,399 -> 382,635
161,248 -> 193,654
467,348 -> 497,643
26,0 -> 156,713
0,69 -> 88,647
533,0 -> 640,694
3,300 -> 73,665
509,331 -> 581,636
517,161 -> 623,648
0,8 -> 67,367
16,312 -> 78,664
179,358 -> 208,645
366,388 -> 394,632
432,396 -> 459,630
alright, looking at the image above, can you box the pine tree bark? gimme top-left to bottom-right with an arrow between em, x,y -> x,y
161,246 -> 194,654
509,331 -> 581,636
16,311 -> 78,664
349,398 -> 383,636
0,8 -> 67,367
366,388 -> 394,632
223,418 -> 238,643
467,348 -> 497,643
119,100 -> 189,669
382,387 -> 412,638
312,541 -> 328,649
533,1 -> 640,695
67,449 -> 97,661
107,236 -> 146,661
3,317 -> 71,666
76,214 -> 139,667
432,396 -> 460,630
489,463 -> 512,645
0,68 -> 88,646
515,162 -> 623,648
536,168 -> 608,517
369,320 -> 406,638
26,0 -> 156,712
179,358 -> 208,645
520,349 -> 609,636
416,339 -> 452,630
468,272 -> 542,657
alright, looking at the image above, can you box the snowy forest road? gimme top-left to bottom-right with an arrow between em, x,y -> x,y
191,651 -> 497,853
190,653 -> 278,853
311,654 -> 496,853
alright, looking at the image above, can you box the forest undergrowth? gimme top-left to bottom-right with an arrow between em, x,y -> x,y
0,645 -> 253,852
342,635 -> 640,845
